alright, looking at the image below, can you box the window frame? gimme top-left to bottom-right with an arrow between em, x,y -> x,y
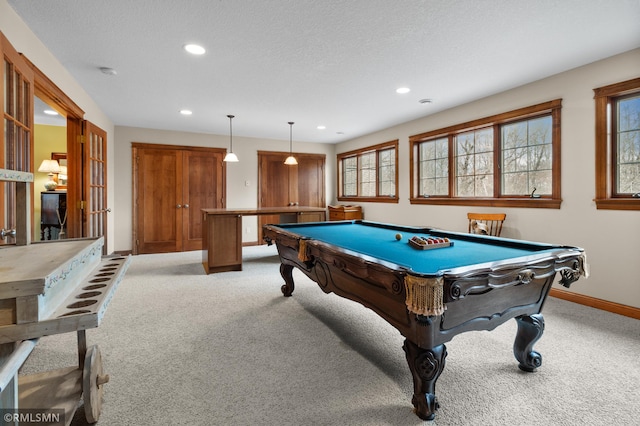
594,77 -> 640,210
337,139 -> 399,203
409,99 -> 562,208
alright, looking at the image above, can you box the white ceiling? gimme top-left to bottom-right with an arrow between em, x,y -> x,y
11,0 -> 640,144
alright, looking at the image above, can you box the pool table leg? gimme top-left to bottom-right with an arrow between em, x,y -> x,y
279,264 -> 295,297
403,340 -> 447,421
513,313 -> 545,372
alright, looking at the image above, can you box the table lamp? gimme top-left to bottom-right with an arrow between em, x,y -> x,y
38,159 -> 61,190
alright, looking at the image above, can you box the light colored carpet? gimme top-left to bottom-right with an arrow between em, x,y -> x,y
20,245 -> 640,425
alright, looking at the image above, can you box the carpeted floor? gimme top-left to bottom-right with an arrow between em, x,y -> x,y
20,245 -> 640,425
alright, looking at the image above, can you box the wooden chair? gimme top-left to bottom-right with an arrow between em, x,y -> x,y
467,213 -> 506,237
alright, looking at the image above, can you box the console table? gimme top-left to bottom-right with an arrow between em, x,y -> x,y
41,191 -> 67,240
201,206 -> 326,273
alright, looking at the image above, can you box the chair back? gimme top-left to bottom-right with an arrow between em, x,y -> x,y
467,213 -> 506,237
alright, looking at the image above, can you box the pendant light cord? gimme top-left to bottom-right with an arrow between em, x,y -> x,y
228,115 -> 234,151
289,121 -> 294,153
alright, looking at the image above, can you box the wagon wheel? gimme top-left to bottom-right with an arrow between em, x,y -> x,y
83,345 -> 110,423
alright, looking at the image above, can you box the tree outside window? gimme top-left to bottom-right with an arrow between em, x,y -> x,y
338,140 -> 398,203
594,78 -> 640,210
410,99 -> 562,208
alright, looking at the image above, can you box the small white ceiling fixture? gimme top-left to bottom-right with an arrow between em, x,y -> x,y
99,67 -> 117,75
180,110 -> 193,115
184,44 -> 206,55
396,87 -> 410,94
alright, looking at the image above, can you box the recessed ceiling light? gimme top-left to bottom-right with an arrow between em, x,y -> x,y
419,98 -> 433,104
43,109 -> 58,116
184,44 -> 206,55
396,87 -> 410,94
180,110 -> 193,115
99,67 -> 117,75
317,125 -> 326,130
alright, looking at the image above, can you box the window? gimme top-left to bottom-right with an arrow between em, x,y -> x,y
594,78 -> 640,210
338,140 -> 398,202
410,100 -> 562,208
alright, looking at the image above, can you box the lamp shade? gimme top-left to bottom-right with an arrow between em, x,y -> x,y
284,156 -> 298,165
58,165 -> 68,180
223,152 -> 239,162
38,159 -> 61,174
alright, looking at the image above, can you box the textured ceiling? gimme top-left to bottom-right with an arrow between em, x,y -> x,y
10,0 -> 640,143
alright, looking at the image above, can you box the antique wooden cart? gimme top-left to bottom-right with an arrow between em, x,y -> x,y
0,168 -> 129,425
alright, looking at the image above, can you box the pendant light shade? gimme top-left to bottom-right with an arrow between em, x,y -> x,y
284,121 -> 298,165
223,114 -> 239,162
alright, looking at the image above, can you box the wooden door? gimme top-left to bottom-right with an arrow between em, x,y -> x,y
134,146 -> 181,254
83,121 -> 108,252
257,151 -> 325,241
133,143 -> 225,254
182,150 -> 224,251
1,32 -> 34,247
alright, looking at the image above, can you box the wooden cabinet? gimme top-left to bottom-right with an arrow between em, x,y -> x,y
41,191 -> 67,240
328,205 -> 363,221
202,207 -> 327,273
132,143 -> 226,254
202,213 -> 243,273
257,151 -> 326,241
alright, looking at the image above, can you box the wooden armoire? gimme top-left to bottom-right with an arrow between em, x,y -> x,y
257,151 -> 326,242
132,143 -> 226,254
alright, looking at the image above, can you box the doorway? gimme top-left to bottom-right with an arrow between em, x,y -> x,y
33,96 -> 67,241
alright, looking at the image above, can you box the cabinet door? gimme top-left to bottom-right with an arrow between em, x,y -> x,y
257,152 -> 291,230
257,151 -> 326,241
202,214 -> 242,272
296,155 -> 325,208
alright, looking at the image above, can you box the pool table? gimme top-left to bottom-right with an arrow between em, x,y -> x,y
263,220 -> 588,421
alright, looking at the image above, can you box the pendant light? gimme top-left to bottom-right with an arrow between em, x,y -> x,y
223,114 -> 239,162
284,121 -> 298,165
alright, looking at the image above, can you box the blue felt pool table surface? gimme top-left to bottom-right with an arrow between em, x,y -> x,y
276,221 -> 564,275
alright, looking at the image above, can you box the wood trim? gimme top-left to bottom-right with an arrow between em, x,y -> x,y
409,99 -> 562,142
593,77 -> 640,210
256,150 -> 326,160
593,77 -> 640,98
337,139 -> 399,158
549,287 -> 640,320
409,197 -> 561,209
336,139 -> 399,201
409,99 -> 563,207
131,142 -> 227,155
22,55 -> 84,119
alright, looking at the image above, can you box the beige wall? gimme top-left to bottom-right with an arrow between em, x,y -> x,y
335,48 -> 640,309
113,126 -> 336,250
33,124 -> 67,236
1,0 -> 116,252
3,0 -> 638,309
